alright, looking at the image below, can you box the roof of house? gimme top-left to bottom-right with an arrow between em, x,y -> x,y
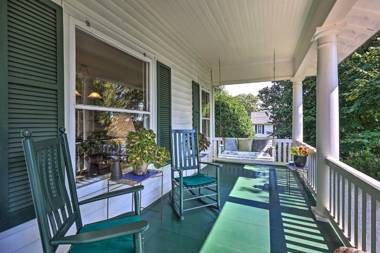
251,111 -> 272,124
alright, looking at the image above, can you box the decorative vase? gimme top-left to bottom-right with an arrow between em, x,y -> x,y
294,155 -> 307,168
133,163 -> 148,175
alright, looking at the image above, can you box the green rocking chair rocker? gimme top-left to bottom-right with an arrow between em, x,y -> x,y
22,129 -> 149,253
170,129 -> 222,220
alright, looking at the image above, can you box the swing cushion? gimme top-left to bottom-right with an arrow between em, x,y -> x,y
177,174 -> 216,187
69,215 -> 142,253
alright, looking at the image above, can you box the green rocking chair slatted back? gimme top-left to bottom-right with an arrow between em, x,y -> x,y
171,129 -> 200,171
22,129 -> 148,253
23,130 -> 81,253
170,129 -> 221,220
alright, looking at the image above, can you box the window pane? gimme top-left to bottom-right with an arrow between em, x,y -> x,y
75,29 -> 149,111
202,119 -> 210,137
75,109 -> 149,178
202,90 -> 210,118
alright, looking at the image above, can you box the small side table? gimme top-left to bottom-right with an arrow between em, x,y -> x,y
106,169 -> 164,221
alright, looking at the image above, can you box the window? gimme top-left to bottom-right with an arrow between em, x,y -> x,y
201,90 -> 210,137
75,29 -> 150,179
255,125 -> 264,134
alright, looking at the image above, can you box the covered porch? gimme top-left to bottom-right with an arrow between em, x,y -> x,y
0,0 -> 379,253
142,163 -> 342,253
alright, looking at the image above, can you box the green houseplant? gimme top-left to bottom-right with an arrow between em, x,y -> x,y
291,145 -> 311,167
126,128 -> 170,175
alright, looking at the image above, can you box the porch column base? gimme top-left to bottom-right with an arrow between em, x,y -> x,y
311,206 -> 330,223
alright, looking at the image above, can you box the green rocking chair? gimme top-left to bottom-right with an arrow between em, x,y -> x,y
170,129 -> 221,220
22,129 -> 149,253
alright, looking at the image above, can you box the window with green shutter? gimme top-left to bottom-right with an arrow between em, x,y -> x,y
0,0 -> 64,231
157,61 -> 171,152
192,81 -> 200,133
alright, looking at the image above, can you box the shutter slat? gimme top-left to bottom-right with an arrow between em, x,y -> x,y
8,1 -> 56,28
0,0 -> 64,230
8,16 -> 56,41
18,0 -> 57,18
9,51 -> 57,71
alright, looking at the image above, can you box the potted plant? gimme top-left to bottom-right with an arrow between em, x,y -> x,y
126,128 -> 170,175
291,145 -> 311,167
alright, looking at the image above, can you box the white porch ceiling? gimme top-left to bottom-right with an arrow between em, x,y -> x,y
68,0 -> 380,85
142,0 -> 314,84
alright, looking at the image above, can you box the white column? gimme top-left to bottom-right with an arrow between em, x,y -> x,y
315,28 -> 339,217
292,80 -> 303,143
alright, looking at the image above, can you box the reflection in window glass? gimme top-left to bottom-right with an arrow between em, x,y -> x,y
202,119 -> 210,137
202,90 -> 210,118
76,29 -> 149,111
75,110 -> 149,177
201,90 -> 210,137
75,29 -> 150,179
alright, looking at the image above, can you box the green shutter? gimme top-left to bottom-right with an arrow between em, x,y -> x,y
157,61 -> 171,152
192,81 -> 200,133
0,0 -> 64,231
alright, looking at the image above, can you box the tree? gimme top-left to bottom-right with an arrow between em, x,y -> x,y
258,33 -> 380,180
258,80 -> 292,138
234,94 -> 259,114
215,88 -> 254,137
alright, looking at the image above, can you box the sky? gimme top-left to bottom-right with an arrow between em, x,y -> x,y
223,81 -> 273,96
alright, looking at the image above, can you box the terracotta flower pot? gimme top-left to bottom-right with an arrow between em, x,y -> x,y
294,155 -> 307,168
133,163 -> 148,175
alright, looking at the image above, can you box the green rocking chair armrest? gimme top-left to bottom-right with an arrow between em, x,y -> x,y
79,185 -> 144,205
50,220 -> 149,245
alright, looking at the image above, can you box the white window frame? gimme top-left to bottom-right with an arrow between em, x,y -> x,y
65,16 -> 156,175
255,125 -> 264,134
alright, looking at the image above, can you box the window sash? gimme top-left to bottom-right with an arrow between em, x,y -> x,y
75,104 -> 151,115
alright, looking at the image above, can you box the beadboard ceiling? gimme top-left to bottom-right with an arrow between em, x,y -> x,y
142,0 -> 313,67
65,0 -> 380,84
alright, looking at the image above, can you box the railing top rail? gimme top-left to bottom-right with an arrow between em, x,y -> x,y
275,138 -> 293,142
214,136 -> 276,141
326,156 -> 380,193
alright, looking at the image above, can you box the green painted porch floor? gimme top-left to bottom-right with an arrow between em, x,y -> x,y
141,163 -> 342,253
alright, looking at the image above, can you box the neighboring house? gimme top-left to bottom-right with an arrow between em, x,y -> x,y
251,111 -> 274,137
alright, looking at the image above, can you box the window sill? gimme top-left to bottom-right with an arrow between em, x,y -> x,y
76,174 -> 110,189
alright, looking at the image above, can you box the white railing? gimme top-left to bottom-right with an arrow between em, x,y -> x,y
326,157 -> 380,253
211,136 -> 380,252
212,137 -> 224,159
296,141 -> 317,193
273,138 -> 292,163
211,137 -> 293,164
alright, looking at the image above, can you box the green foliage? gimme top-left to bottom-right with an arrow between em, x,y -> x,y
302,77 -> 317,146
234,94 -> 259,114
258,80 -> 293,138
344,149 -> 380,180
215,88 -> 254,137
339,34 -> 380,158
126,128 -> 170,168
258,33 -> 380,180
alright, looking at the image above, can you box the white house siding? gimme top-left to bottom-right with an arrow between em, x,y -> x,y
0,1 -> 212,252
